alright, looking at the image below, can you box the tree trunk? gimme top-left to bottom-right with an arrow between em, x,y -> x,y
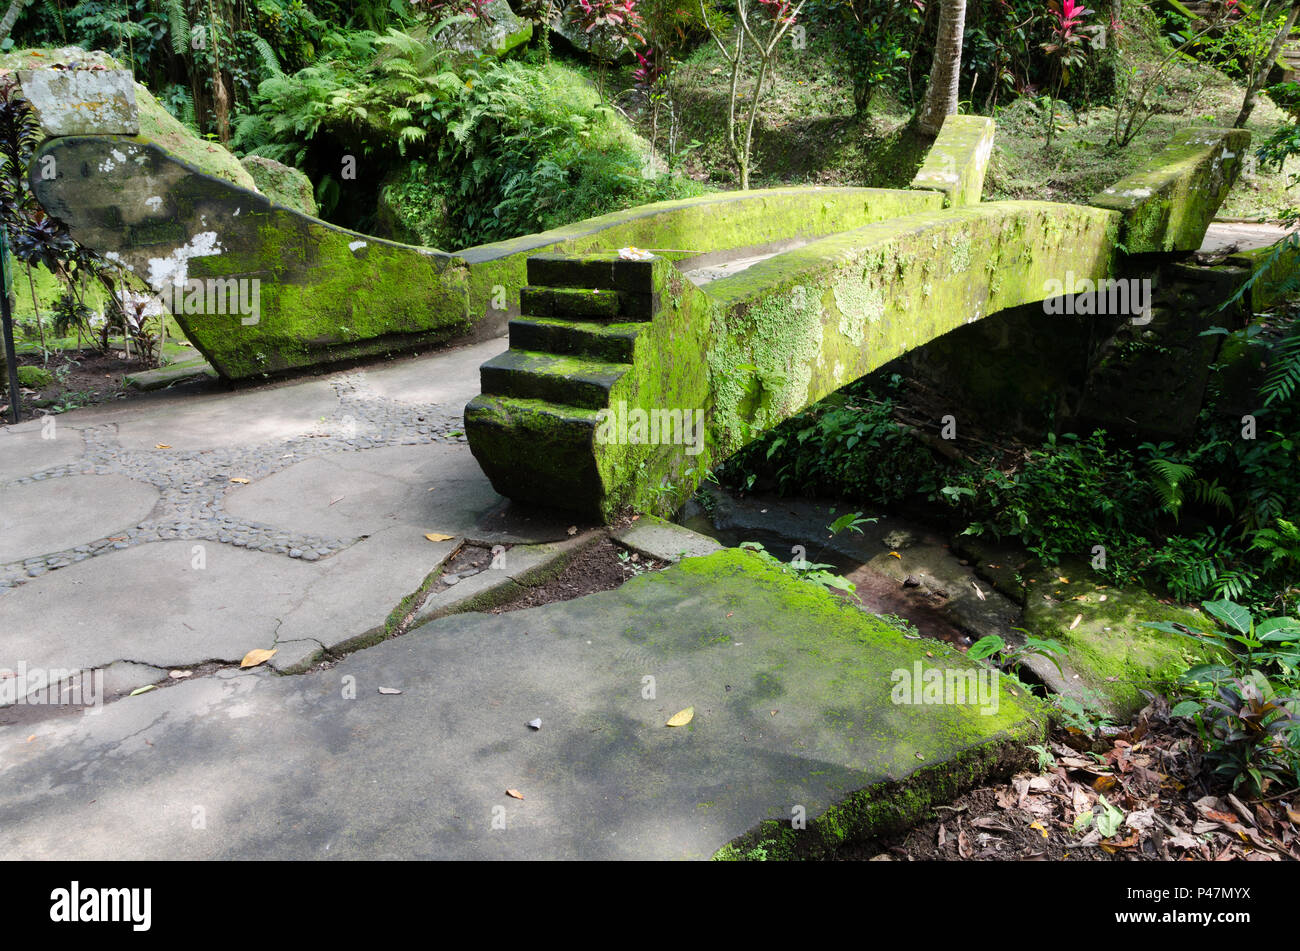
918,0 -> 967,137
1236,0 -> 1300,128
0,0 -> 30,45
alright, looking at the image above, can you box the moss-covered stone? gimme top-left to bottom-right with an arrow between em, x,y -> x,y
32,136 -> 467,379
1,48 -> 255,191
703,201 -> 1120,460
909,114 -> 996,207
1021,570 -> 1224,719
468,201 -> 1124,521
240,155 -> 318,217
1228,236 -> 1300,312
1,365 -> 53,393
638,548 -> 1049,861
1090,127 -> 1249,252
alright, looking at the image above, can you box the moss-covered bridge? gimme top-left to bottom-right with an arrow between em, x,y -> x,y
26,62 -> 1249,520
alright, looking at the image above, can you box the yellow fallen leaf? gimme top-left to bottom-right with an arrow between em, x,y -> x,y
154,443 -> 171,449
229,477 -> 250,484
240,647 -> 277,668
889,551 -> 901,559
666,707 -> 694,727
506,789 -> 524,800
424,532 -> 454,542
129,685 -> 157,696
1058,577 -> 1070,584
1069,613 -> 1083,630
1029,821 -> 1048,838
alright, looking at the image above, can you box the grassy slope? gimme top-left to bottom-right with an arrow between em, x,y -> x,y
612,21 -> 1298,217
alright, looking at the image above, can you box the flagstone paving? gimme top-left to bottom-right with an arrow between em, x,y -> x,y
0,337 -> 1048,859
0,338 -> 590,674
0,549 -> 1045,860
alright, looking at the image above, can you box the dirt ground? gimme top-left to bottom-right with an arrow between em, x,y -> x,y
0,350 -> 140,421
836,695 -> 1300,862
492,536 -> 665,613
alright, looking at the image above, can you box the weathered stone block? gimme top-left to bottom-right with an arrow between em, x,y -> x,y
1091,127 -> 1250,253
909,114 -> 995,207
16,67 -> 138,136
240,155 -> 318,217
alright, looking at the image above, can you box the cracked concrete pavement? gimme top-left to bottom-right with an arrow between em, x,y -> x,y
0,337 -> 587,678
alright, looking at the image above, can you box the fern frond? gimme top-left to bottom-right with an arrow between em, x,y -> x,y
1190,478 -> 1234,515
160,0 -> 190,53
1262,321 -> 1300,407
250,34 -> 284,77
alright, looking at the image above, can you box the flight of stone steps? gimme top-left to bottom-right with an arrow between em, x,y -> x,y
465,254 -> 661,512
479,255 -> 654,411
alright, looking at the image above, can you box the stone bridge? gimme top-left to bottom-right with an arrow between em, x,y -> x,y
25,63 -> 1249,520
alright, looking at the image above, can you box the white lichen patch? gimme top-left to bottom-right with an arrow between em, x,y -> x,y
348,240 -> 368,252
833,278 -> 884,346
97,148 -> 128,173
146,231 -> 223,293
145,196 -> 163,212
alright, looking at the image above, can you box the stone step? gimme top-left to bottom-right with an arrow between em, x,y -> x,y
520,285 -> 654,321
479,348 -> 629,410
509,317 -> 641,363
463,394 -> 609,513
527,253 -> 656,295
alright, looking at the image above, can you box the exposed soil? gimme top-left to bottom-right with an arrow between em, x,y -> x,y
834,696 -> 1300,862
491,537 -> 664,613
0,350 -> 144,422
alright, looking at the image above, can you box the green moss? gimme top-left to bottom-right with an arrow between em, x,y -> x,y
1022,571 -> 1225,718
1,365 -> 53,393
910,115 -> 996,207
241,156 -> 318,216
1090,127 -> 1250,252
656,547 -> 1048,860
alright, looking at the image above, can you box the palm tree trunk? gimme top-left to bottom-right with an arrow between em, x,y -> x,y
918,0 -> 967,137
0,0 -> 30,45
1236,0 -> 1300,128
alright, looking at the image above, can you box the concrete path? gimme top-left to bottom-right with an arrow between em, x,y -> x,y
0,549 -> 1044,860
1200,221 -> 1295,255
0,337 -> 588,677
0,339 -> 1048,859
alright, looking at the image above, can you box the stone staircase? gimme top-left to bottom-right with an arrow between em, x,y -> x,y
465,254 -> 675,518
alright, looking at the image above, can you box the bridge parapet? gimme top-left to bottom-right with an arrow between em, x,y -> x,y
1090,127 -> 1249,253
466,201 -> 1123,519
909,115 -> 996,207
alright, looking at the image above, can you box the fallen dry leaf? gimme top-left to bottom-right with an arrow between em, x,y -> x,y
169,670 -> 192,679
1069,613 -> 1083,630
423,532 -> 454,542
506,789 -> 524,800
154,443 -> 171,449
566,525 -> 578,536
666,707 -> 694,727
889,551 -> 901,559
378,687 -> 402,695
239,647 -> 277,668
229,477 -> 250,484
